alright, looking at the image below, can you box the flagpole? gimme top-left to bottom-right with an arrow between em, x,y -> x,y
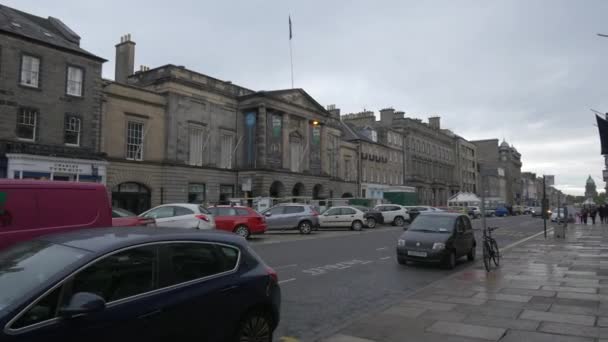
289,23 -> 294,89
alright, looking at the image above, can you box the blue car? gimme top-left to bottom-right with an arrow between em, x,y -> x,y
495,206 -> 509,217
0,227 -> 280,342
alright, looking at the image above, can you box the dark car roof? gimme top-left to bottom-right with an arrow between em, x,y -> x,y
39,227 -> 246,254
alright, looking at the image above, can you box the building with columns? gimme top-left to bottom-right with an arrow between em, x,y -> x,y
103,36 -> 356,213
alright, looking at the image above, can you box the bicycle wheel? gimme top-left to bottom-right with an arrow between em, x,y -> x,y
482,241 -> 491,272
490,239 -> 500,267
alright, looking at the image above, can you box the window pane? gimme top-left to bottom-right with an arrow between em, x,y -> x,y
219,246 -> 239,270
217,208 -> 236,216
284,206 -> 305,214
175,207 -> 194,216
164,243 -> 224,285
126,121 -> 144,160
67,67 -> 83,96
64,115 -> 81,145
71,246 -> 158,302
12,286 -> 62,329
269,207 -> 284,215
20,55 -> 39,87
144,206 -> 174,219
342,208 -> 355,215
188,183 -> 205,204
16,108 -> 37,140
220,134 -> 233,168
207,207 -> 218,216
325,208 -> 340,215
236,208 -> 250,216
188,125 -> 204,166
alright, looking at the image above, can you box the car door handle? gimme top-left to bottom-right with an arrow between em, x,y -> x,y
220,285 -> 239,293
138,309 -> 162,319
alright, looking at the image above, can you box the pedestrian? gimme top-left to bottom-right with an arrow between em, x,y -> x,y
582,207 -> 588,225
591,207 -> 598,225
602,205 -> 608,224
600,205 -> 606,224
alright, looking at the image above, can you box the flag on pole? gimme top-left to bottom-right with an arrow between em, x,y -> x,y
289,15 -> 293,40
596,114 -> 608,154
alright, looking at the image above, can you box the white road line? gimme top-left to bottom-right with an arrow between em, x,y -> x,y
379,256 -> 391,260
361,261 -> 374,265
502,227 -> 554,251
376,247 -> 388,251
278,278 -> 296,284
273,264 -> 298,270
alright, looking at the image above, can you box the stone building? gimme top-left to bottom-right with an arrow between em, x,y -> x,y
444,131 -> 479,195
585,175 -> 598,199
103,36 -> 356,213
341,111 -> 406,198
0,5 -> 108,182
471,139 -> 522,206
521,172 -> 538,206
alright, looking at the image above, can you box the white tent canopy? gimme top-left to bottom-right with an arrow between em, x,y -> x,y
448,192 -> 481,207
583,198 -> 596,206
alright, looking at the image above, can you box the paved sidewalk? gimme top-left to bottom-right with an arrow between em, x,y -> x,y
322,224 -> 608,342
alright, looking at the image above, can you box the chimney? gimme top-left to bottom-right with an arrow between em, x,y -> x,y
379,108 -> 395,125
394,111 -> 405,120
327,104 -> 341,118
429,116 -> 441,130
115,34 -> 136,83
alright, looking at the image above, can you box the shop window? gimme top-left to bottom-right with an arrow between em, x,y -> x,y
188,183 -> 206,204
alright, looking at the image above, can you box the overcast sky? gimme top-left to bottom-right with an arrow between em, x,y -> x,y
7,0 -> 608,195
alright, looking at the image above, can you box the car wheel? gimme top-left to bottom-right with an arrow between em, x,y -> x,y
397,256 -> 408,265
298,221 -> 312,235
467,245 -> 476,261
445,250 -> 456,270
394,216 -> 405,226
234,225 -> 251,239
366,217 -> 376,228
234,311 -> 272,342
352,220 -> 363,231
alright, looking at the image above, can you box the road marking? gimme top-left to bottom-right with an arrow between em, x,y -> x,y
502,227 -> 554,251
376,247 -> 388,251
280,337 -> 300,342
301,259 -> 373,276
278,278 -> 296,284
361,260 -> 374,265
274,264 -> 298,270
379,256 -> 391,260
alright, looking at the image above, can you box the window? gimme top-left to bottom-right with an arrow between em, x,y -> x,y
126,121 -> 144,160
284,206 -> 305,214
219,185 -> 234,203
66,66 -> 83,96
236,208 -> 250,216
16,108 -> 37,141
290,134 -> 303,172
344,159 -> 351,181
71,246 -> 158,303
143,206 -> 174,219
218,207 -> 236,216
188,124 -> 205,166
188,183 -> 206,203
12,286 -> 62,329
64,115 -> 81,146
163,243 -> 236,287
269,206 -> 285,215
362,167 -> 366,182
341,208 -> 356,215
325,208 -> 341,215
175,207 -> 194,216
20,55 -> 40,88
220,133 -> 234,168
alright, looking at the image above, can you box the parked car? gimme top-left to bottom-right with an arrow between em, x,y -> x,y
112,208 -> 156,227
0,227 -> 280,341
403,206 -> 443,222
484,208 -> 496,217
262,203 -> 320,234
139,203 -> 215,230
523,207 -> 534,215
531,207 -> 543,217
396,213 -> 476,269
374,204 -> 410,226
318,206 -> 366,231
467,206 -> 481,219
353,206 -> 384,228
550,208 -> 566,222
207,205 -> 266,239
494,206 -> 509,217
0,180 -> 112,251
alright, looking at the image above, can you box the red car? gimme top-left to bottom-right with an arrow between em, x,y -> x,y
207,205 -> 267,239
112,207 -> 156,227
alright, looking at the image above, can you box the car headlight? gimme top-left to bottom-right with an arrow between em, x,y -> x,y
432,242 -> 445,250
398,239 -> 406,247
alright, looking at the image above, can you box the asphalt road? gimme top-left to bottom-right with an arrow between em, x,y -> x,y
249,215 -> 550,341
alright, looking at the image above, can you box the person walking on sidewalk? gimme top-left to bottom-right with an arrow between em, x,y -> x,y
602,205 -> 608,224
582,207 -> 588,225
599,205 -> 605,224
591,207 -> 598,225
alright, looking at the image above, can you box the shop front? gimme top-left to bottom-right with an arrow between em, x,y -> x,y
6,153 -> 108,183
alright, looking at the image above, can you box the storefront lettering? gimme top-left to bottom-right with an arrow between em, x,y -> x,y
49,163 -> 83,174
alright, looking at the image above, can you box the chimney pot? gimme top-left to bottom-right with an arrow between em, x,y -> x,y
115,34 -> 136,83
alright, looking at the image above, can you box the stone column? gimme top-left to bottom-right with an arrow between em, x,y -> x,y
256,105 -> 267,168
282,113 -> 290,169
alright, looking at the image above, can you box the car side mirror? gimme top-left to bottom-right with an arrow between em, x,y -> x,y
264,212 -> 272,217
59,292 -> 106,318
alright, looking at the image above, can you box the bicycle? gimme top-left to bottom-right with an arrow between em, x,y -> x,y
482,226 -> 500,272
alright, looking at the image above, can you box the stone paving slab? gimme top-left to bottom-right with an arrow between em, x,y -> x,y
538,322 -> 607,338
500,329 -> 594,342
462,314 -> 540,331
426,321 -> 506,341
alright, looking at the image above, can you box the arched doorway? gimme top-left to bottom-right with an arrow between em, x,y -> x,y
342,192 -> 354,198
292,182 -> 305,197
313,184 -> 324,199
269,181 -> 285,198
112,182 -> 151,214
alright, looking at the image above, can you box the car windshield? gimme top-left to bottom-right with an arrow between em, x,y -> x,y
409,215 -> 455,233
0,240 -> 87,314
112,208 -> 136,217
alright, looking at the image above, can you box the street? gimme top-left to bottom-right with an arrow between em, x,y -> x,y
250,215 -> 549,341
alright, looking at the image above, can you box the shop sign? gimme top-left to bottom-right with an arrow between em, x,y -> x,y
49,163 -> 83,174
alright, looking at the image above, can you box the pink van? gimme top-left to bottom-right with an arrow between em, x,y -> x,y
0,180 -> 112,250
